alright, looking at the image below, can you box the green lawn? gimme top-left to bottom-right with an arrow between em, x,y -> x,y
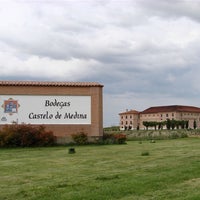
1,138 -> 200,200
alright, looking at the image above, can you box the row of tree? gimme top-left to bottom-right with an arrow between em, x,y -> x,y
143,119 -> 197,130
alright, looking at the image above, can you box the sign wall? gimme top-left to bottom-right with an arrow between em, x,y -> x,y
0,95 -> 91,124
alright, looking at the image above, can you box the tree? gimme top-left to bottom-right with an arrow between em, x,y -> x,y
180,120 -> 185,129
193,120 -> 197,129
176,120 -> 180,129
166,119 -> 171,130
151,121 -> 157,130
171,119 -> 176,130
186,121 -> 189,129
143,121 -> 149,130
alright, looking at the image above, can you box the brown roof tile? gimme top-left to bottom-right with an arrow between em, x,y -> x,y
141,105 -> 200,114
0,81 -> 103,87
119,109 -> 139,115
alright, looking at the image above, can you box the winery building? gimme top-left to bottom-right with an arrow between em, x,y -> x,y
0,81 -> 103,143
119,105 -> 200,130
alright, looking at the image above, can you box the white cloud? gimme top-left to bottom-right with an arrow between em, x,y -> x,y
137,0 -> 200,22
1,0 -> 200,126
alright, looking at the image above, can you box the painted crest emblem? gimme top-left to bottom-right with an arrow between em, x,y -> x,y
2,98 -> 20,115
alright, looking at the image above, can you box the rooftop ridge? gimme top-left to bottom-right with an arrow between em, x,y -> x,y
119,109 -> 140,115
119,105 -> 200,115
0,80 -> 103,87
141,105 -> 200,113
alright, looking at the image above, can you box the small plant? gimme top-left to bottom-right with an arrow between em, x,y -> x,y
114,133 -> 127,144
71,132 -> 88,145
68,147 -> 76,154
141,151 -> 150,156
95,175 -> 119,181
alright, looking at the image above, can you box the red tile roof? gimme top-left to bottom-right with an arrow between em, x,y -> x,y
141,105 -> 200,114
0,81 -> 103,87
119,109 -> 139,115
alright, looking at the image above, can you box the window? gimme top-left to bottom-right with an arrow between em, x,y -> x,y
172,113 -> 174,117
166,114 -> 168,117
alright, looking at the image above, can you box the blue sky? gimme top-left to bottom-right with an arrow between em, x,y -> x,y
1,0 -> 200,127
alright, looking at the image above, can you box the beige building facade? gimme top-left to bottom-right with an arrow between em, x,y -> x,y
0,81 -> 103,143
119,109 -> 140,130
119,105 -> 200,130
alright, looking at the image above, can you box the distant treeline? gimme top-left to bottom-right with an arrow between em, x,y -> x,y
103,126 -> 120,131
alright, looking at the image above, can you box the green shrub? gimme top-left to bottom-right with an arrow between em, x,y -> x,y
0,124 -> 56,147
141,151 -> 150,156
114,133 -> 127,144
102,133 -> 116,144
126,130 -> 189,141
68,147 -> 76,154
71,132 -> 88,145
102,133 -> 127,144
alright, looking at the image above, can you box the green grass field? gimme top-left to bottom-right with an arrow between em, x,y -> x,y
1,138 -> 200,200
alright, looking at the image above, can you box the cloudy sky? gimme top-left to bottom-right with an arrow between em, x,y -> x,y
1,0 -> 200,126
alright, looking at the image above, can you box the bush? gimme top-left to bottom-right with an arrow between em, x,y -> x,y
0,124 -> 56,147
68,147 -> 76,154
102,133 -> 116,144
114,133 -> 127,144
71,132 -> 88,145
70,132 -> 127,145
141,151 -> 150,156
102,133 -> 127,144
126,130 -> 189,141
